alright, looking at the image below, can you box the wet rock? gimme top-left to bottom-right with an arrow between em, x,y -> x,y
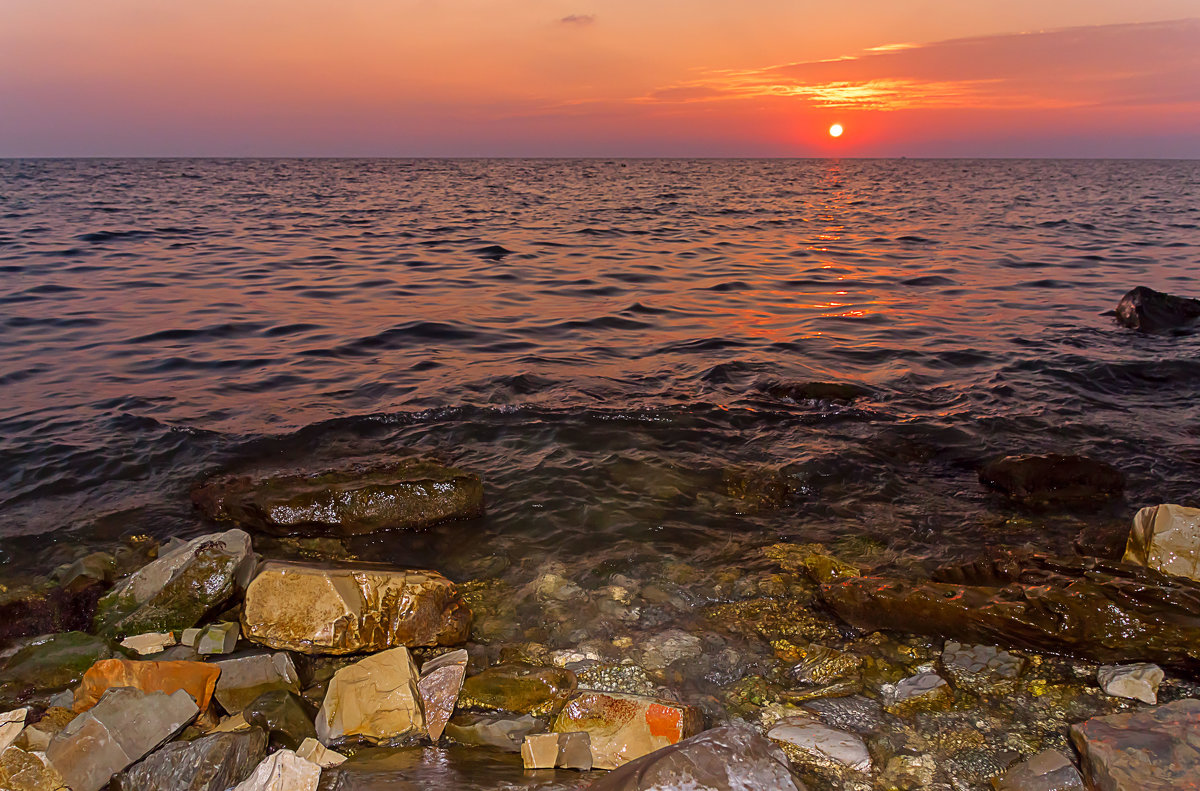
196,622 -> 240,655
443,712 -> 546,751
1114,285 -> 1200,332
765,381 -> 871,403
116,727 -> 267,791
879,754 -> 938,790
885,671 -> 951,714
120,632 -> 176,655
296,736 -> 346,768
592,720 -> 805,791
789,643 -> 863,688
1124,503 -> 1200,581
722,467 -> 791,511
73,658 -> 220,714
93,529 -> 255,638
1096,663 -> 1162,705
316,646 -> 424,746
638,629 -> 702,672
0,744 -> 69,790
552,691 -> 703,770
230,749 -> 320,791
991,749 -> 1084,791
458,663 -> 576,717
522,733 -> 560,769
192,458 -> 485,536
418,648 -> 467,742
1070,698 -> 1200,789
799,695 -> 885,736
558,731 -> 593,770
0,707 -> 27,753
0,574 -> 108,646
767,715 -> 872,773
534,572 -> 585,602
241,561 -> 470,654
575,663 -> 662,698
941,642 -> 1025,694
214,652 -> 301,714
704,596 -> 839,645
0,633 -> 107,708
821,553 -> 1200,670
979,454 -> 1123,510
47,687 -> 198,791
13,707 -> 74,752
244,690 -> 317,750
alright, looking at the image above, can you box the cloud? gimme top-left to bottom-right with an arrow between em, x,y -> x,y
559,14 -> 595,25
643,18 -> 1200,111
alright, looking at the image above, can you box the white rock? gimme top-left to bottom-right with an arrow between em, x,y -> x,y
119,633 -> 176,655
767,715 -> 872,772
296,737 -> 347,768
1124,504 -> 1200,581
1097,663 -> 1163,704
0,707 -> 28,752
231,749 -> 321,791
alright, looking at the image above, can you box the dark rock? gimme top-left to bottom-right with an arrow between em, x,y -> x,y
1070,698 -> 1200,790
588,721 -> 806,791
0,632 -> 112,709
1115,286 -> 1200,333
443,712 -> 547,751
191,458 -> 485,536
990,749 -> 1084,791
979,454 -> 1123,510
820,552 -> 1200,670
0,575 -> 108,646
721,467 -> 791,511
243,690 -> 317,750
764,382 -> 871,403
118,728 -> 268,791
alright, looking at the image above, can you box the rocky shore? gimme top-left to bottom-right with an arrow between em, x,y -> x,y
4,439 -> 1200,789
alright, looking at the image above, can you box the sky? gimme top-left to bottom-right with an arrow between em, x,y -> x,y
2,1 -> 1198,157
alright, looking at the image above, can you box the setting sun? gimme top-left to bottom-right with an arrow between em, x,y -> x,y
829,123 -> 844,138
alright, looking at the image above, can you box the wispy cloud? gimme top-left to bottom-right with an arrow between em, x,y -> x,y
559,14 -> 595,25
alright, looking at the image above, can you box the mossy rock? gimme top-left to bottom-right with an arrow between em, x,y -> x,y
458,664 -> 577,717
0,631 -> 112,708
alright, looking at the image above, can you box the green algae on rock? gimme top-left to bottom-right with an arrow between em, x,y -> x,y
458,663 -> 577,718
191,459 -> 485,536
0,632 -> 113,709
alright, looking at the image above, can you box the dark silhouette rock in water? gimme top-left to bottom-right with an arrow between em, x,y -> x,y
765,382 -> 871,403
979,454 -> 1123,510
820,553 -> 1200,670
1115,286 -> 1200,332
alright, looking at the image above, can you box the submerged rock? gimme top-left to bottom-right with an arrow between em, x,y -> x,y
230,749 -> 321,791
721,467 -> 791,511
93,529 -> 255,638
1114,285 -> 1200,332
592,721 -> 805,791
316,646 -> 425,746
940,642 -> 1025,695
885,671 -> 952,714
192,458 -> 485,535
1124,503 -> 1200,581
768,715 -> 872,774
418,649 -> 468,742
443,712 -> 547,752
0,574 -> 108,647
765,381 -> 871,403
213,652 -> 301,714
295,737 -> 347,768
552,691 -> 703,770
73,658 -> 220,714
979,454 -> 1123,510
116,728 -> 267,791
1070,698 -> 1200,789
458,664 -> 577,717
1096,663 -> 1163,705
241,561 -> 470,654
0,632 -> 112,709
991,749 -> 1084,791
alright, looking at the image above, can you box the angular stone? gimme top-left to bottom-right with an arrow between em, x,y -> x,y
295,737 -> 346,768
767,715 -> 872,773
117,728 -> 267,791
316,646 -> 424,746
214,653 -> 300,714
241,561 -> 470,654
73,658 -> 220,714
789,642 -> 864,687
0,632 -> 112,709
1070,698 -> 1200,790
418,649 -> 467,742
979,454 -> 1123,510
212,713 -> 251,733
991,750 -> 1084,791
591,721 -> 806,791
243,690 -> 316,750
1097,663 -> 1163,705
442,712 -> 546,752
196,623 -> 240,655
552,691 -> 703,770
14,707 -> 74,752
458,663 -> 576,717
230,749 -> 321,791
1115,286 -> 1200,333
0,707 -> 27,752
557,730 -> 592,770
0,744 -> 69,790
181,628 -> 202,648
93,530 -> 256,638
886,671 -> 951,713
941,642 -> 1025,694
120,633 -> 176,656
521,733 -> 560,769
1124,504 -> 1200,582
191,459 -> 485,536
47,687 -> 198,791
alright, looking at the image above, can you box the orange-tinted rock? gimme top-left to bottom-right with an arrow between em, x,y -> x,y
73,659 -> 220,714
552,691 -> 703,770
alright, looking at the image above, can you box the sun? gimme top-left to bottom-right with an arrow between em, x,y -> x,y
828,123 -> 844,138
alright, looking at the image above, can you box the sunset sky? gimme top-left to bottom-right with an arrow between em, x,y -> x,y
2,1 -> 1198,157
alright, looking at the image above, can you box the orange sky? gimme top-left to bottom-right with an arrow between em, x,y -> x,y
2,1 -> 1198,156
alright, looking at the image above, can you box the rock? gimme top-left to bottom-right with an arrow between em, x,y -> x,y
0,707 -> 27,752
120,633 -> 176,656
1114,285 -> 1200,332
191,458 -> 485,536
213,653 -> 301,714
316,646 -> 424,746
116,728 -> 267,791
1070,698 -> 1200,790
180,628 -> 202,648
196,623 -> 240,655
558,731 -> 593,770
765,381 -> 871,403
820,552 -> 1200,670
979,454 -> 1123,510
47,687 -> 198,791
458,663 -> 576,717
295,737 -> 346,768
722,467 -> 791,511
230,749 -> 321,791
93,529 -> 256,638
0,632 -> 112,709
243,690 -> 317,750
13,707 -> 74,752
1124,503 -> 1200,581
941,642 -> 1025,694
0,744 -> 69,790
885,671 -> 951,713
0,575 -> 108,647
418,648 -> 467,742
767,715 -> 872,773
73,658 -> 220,714
1096,663 -> 1163,705
991,749 -> 1084,791
552,691 -> 703,770
591,721 -> 805,791
789,642 -> 863,687
534,572 -> 585,602
521,733 -> 560,769
638,629 -> 702,672
211,713 -> 251,733
241,561 -> 470,654
443,712 -> 546,751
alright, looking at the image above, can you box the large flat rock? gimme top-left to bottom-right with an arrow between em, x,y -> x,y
1070,698 -> 1200,790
